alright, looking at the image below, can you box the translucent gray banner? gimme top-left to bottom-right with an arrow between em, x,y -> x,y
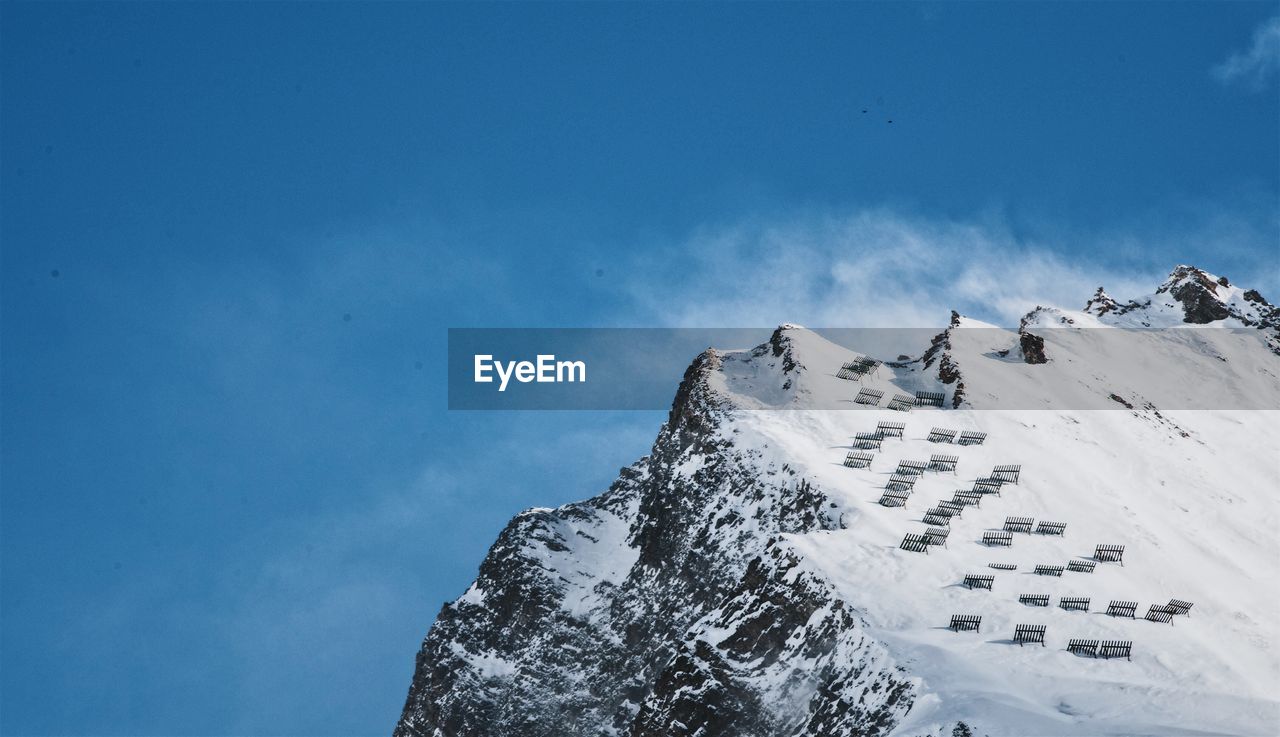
447,327 -> 1280,410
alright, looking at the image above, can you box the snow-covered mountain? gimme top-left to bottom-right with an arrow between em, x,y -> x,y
395,266 -> 1280,737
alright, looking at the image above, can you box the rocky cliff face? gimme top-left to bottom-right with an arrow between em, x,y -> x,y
914,311 -> 967,407
395,330 -> 915,737
1160,266 -> 1234,323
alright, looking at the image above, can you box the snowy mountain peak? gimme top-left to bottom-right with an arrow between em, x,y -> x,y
1082,286 -> 1119,316
397,269 -> 1280,737
1080,264 -> 1278,330
1156,264 -> 1234,323
1159,263 -> 1226,288
767,324 -> 807,377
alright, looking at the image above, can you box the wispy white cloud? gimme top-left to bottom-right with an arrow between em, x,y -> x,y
623,208 -> 1167,329
1213,15 -> 1280,89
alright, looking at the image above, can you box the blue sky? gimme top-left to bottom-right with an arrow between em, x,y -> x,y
2,3 -> 1277,735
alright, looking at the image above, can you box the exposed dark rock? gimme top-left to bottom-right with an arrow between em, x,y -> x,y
1159,265 -> 1231,324
1019,332 -> 1048,364
762,325 -> 805,391
1108,393 -> 1134,409
950,379 -> 967,408
918,311 -> 967,407
629,638 -> 760,737
1083,287 -> 1146,317
1016,312 -> 1050,364
1083,287 -> 1119,316
666,349 -> 725,456
1171,281 -> 1230,323
921,312 -> 961,372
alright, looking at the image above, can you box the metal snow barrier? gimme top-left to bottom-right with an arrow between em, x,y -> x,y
924,527 -> 950,547
1067,560 -> 1097,573
1106,600 -> 1138,618
956,430 -> 987,446
888,393 -> 915,412
878,488 -> 910,507
1034,564 -> 1064,577
1166,599 -> 1194,617
915,390 -> 945,407
992,464 -> 1022,484
989,562 -> 1017,571
1098,640 -> 1133,660
922,512 -> 952,526
837,358 -> 881,381
927,427 -> 958,443
1014,624 -> 1046,647
1059,596 -> 1091,612
875,421 -> 906,438
949,614 -> 982,632
1067,638 -> 1099,657
929,454 -> 959,472
896,459 -> 929,475
953,491 -> 982,507
1094,544 -> 1126,565
983,531 -> 1013,547
886,473 -> 918,492
1035,521 -> 1067,536
1145,605 -> 1176,624
973,479 -> 1003,496
843,451 -> 874,468
963,574 -> 995,590
854,388 -> 884,406
899,533 -> 930,553
1004,516 -> 1034,534
853,432 -> 885,450
1019,594 -> 1050,607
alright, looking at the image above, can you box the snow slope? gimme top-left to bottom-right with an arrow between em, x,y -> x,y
396,267 -> 1280,737
721,343 -> 1280,735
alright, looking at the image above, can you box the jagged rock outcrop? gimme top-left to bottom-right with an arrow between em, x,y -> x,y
1082,287 -> 1145,318
918,311 -> 966,407
1087,265 -> 1279,354
395,333 -> 914,737
768,324 -> 805,382
1015,308 -> 1062,365
1159,265 -> 1232,324
1083,287 -> 1119,316
1017,332 -> 1047,364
